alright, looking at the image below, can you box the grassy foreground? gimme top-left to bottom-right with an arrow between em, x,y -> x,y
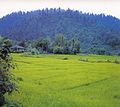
6,54 -> 120,107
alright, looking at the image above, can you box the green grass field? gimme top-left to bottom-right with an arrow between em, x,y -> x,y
6,54 -> 120,107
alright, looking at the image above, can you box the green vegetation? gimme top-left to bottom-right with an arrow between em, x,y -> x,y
1,8 -> 120,55
0,7 -> 120,107
0,39 -> 16,106
6,54 -> 120,107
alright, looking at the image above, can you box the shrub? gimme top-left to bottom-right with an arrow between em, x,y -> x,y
79,58 -> 89,62
53,46 -> 63,54
106,59 -> 111,63
62,57 -> 69,60
0,47 -> 16,106
114,59 -> 120,64
31,48 -> 39,55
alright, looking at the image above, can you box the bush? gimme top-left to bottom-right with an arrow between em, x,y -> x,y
53,46 -> 63,54
79,58 -> 89,62
62,57 -> 69,60
106,59 -> 111,63
31,48 -> 39,55
114,59 -> 120,64
0,47 -> 16,106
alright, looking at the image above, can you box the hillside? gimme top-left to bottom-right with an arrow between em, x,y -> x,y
0,8 -> 120,54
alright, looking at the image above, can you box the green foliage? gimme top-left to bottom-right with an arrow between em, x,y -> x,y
69,39 -> 80,54
90,47 -> 106,55
79,58 -> 89,62
53,34 -> 80,54
54,34 -> 66,47
53,46 -> 63,54
1,8 -> 120,54
3,39 -> 12,48
0,51 -> 15,106
0,36 -> 4,47
18,40 -> 27,47
0,36 -> 12,48
114,59 -> 120,64
30,48 -> 40,55
0,39 -> 16,106
22,34 -> 81,55
35,38 -> 50,52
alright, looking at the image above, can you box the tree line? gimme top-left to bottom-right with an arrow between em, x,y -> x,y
0,8 -> 120,55
13,34 -> 80,55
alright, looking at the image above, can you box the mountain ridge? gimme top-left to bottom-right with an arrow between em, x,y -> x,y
0,8 -> 120,54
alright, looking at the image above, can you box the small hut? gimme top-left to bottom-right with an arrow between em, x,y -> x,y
11,45 -> 25,52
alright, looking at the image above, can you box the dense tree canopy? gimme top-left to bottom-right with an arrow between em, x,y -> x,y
0,8 -> 120,54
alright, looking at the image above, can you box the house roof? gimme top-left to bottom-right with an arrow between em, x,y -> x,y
11,45 -> 24,49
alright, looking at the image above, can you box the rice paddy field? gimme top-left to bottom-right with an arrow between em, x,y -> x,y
5,54 -> 120,107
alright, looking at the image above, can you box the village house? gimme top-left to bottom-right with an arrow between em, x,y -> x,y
11,45 -> 25,52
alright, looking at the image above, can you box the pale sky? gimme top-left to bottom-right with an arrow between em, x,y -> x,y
0,0 -> 120,19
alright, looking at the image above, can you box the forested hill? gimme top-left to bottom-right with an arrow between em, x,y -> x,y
0,8 -> 120,54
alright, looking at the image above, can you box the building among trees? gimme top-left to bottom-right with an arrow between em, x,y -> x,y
11,45 -> 25,52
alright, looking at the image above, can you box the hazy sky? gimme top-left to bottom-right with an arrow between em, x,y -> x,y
0,0 -> 120,18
